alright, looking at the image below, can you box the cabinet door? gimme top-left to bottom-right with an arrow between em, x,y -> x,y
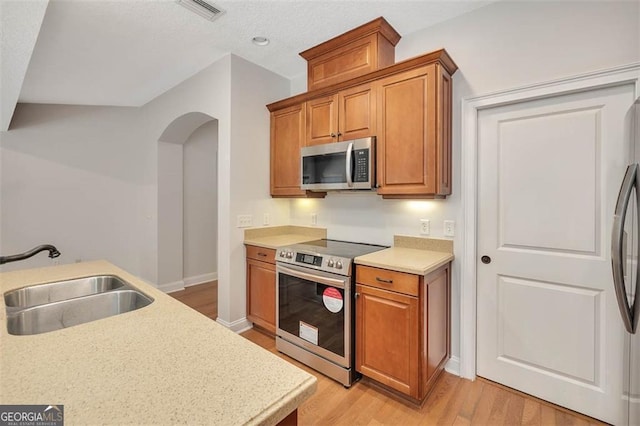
306,94 -> 338,146
356,283 -> 419,398
376,64 -> 452,198
270,104 -> 307,197
338,83 -> 376,141
246,258 -> 276,334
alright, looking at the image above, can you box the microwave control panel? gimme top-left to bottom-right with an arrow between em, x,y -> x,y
353,149 -> 370,183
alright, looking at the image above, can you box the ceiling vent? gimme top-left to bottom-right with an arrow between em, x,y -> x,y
175,0 -> 225,22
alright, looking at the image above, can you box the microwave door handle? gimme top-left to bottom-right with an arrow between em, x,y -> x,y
346,142 -> 354,187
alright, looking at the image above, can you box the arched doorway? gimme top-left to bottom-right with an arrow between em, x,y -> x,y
157,112 -> 218,292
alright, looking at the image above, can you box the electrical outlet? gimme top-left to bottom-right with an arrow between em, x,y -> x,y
311,213 -> 317,225
444,220 -> 455,237
237,214 -> 253,228
420,219 -> 430,235
263,213 -> 270,226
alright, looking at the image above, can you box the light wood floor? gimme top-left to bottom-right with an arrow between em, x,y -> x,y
169,280 -> 217,320
170,281 -> 605,426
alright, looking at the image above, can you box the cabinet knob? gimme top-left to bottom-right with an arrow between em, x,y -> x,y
330,133 -> 337,138
337,132 -> 342,137
481,255 -> 491,264
355,292 -> 360,298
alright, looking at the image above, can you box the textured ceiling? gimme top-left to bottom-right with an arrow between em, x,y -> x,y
17,0 -> 495,107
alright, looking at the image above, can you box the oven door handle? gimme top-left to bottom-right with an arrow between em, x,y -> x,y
277,265 -> 347,289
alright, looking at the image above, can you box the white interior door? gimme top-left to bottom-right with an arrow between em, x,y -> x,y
477,83 -> 636,424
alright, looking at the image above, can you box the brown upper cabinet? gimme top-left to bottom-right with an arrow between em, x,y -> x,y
270,104 -> 326,198
266,17 -> 457,199
376,64 -> 452,198
306,83 -> 376,146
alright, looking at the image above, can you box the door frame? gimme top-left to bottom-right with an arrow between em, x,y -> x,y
459,62 -> 640,380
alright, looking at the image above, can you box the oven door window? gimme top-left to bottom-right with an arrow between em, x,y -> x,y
278,272 -> 345,357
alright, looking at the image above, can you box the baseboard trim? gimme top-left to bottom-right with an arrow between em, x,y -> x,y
184,272 -> 217,287
159,280 -> 185,293
445,356 -> 460,377
216,317 -> 252,334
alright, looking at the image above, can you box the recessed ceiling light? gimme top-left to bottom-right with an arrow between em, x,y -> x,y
252,36 -> 270,46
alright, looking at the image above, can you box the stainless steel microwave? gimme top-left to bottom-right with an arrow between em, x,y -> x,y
301,137 -> 375,191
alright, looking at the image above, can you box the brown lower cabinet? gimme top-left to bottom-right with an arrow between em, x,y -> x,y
245,245 -> 277,334
355,263 -> 450,402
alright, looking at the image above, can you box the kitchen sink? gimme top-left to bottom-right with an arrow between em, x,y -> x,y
4,274 -> 154,336
4,275 -> 130,308
6,289 -> 153,336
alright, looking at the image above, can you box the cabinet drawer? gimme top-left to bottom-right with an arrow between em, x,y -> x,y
356,265 -> 419,297
245,245 -> 276,263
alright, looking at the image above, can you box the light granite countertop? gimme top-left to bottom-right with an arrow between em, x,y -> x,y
0,261 -> 316,425
244,225 -> 326,249
355,235 -> 454,275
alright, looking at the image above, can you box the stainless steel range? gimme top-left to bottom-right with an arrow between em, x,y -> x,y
275,239 -> 387,387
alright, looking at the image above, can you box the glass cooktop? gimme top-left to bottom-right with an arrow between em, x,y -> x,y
289,239 -> 388,259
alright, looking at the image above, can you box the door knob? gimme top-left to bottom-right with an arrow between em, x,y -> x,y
481,255 -> 491,264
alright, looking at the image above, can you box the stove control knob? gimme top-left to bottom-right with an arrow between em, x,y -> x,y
279,251 -> 285,258
335,260 -> 343,270
286,251 -> 293,259
327,259 -> 335,267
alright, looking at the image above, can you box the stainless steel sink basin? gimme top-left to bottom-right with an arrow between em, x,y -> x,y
6,289 -> 153,336
4,275 -> 129,308
4,274 -> 154,336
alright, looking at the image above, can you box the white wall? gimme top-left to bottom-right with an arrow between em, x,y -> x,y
0,0 -> 49,131
183,120 -> 218,283
156,118 -> 218,291
398,0 -> 640,95
289,0 -> 640,367
0,104 -> 148,273
157,141 -> 184,289
219,55 -> 291,328
138,56 -> 233,287
0,55 -> 292,332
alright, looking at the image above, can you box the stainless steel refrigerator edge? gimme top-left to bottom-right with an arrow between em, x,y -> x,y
612,96 -> 640,425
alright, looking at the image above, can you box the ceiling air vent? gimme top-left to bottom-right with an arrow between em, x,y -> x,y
175,0 -> 225,22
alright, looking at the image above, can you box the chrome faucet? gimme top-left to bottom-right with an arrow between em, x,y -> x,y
0,245 -> 61,265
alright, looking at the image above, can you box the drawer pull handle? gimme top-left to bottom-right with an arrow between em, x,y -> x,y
257,252 -> 267,257
376,277 -> 393,284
